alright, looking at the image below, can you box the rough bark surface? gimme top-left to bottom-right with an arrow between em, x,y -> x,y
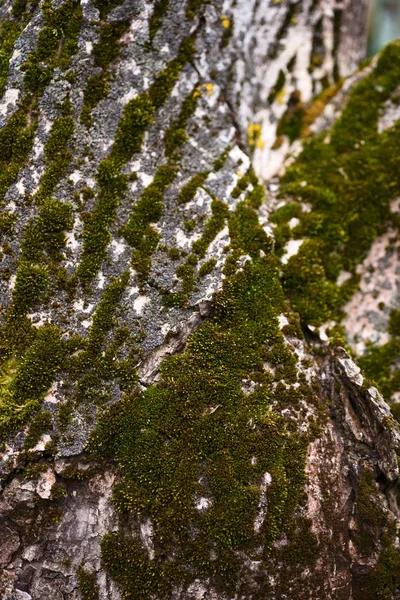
2,0 -> 400,599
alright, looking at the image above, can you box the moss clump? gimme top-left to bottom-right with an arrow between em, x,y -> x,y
198,258 -> 217,278
186,0 -> 208,19
122,165 -> 177,279
50,482 -> 67,500
229,202 -> 273,258
388,309 -> 400,336
80,73 -> 110,127
77,564 -> 99,600
58,400 -> 74,432
177,171 -> 209,205
268,69 -> 286,104
361,534 -> 400,599
94,20 -> 130,69
164,88 -> 199,159
12,261 -> 49,315
148,38 -> 195,110
24,410 -> 52,449
91,254 -> 316,597
68,273 -> 132,405
149,0 -> 170,41
0,324 -> 66,441
21,198 -> 73,263
0,212 -> 17,236
0,100 -> 37,203
192,196 -> 229,258
356,469 -> 385,554
34,114 -> 75,203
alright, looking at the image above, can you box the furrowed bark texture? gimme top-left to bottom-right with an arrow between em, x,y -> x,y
2,1 -> 400,599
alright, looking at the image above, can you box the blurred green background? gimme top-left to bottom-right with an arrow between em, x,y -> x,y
369,0 -> 400,55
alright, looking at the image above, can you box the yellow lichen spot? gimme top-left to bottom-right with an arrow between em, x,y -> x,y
272,0 -> 284,3
236,171 -> 243,178
220,14 -> 231,28
276,88 -> 286,105
291,17 -> 297,23
247,123 -> 262,150
257,139 -> 265,149
202,83 -> 214,96
193,88 -> 201,98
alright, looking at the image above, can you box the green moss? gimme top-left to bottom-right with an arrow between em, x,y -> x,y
149,0 -> 169,41
34,115 -> 75,203
24,410 -> 52,449
0,324 -> 66,441
122,164 -> 177,279
50,481 -> 67,500
275,42 -> 400,325
94,20 -> 130,69
12,261 -> 50,315
90,255 -> 315,597
0,212 -> 17,236
21,0 -> 83,91
0,0 -> 40,97
93,0 -> 122,19
36,198 -> 73,254
80,72 -> 110,127
268,69 -> 286,104
198,258 -> 217,278
0,100 -> 37,204
164,88 -> 199,159
361,533 -> 400,599
68,273 -> 132,405
149,38 -> 195,110
358,339 -> 400,400
276,90 -> 304,142
58,400 -> 74,432
186,0 -> 208,19
77,564 -> 99,600
177,171 -> 209,205
268,1 -> 299,60
229,202 -> 273,258
192,196 -> 229,258
388,309 -> 400,336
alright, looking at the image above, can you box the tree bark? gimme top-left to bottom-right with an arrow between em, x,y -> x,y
2,1 -> 400,599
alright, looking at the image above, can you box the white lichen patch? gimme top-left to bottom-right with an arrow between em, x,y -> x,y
195,497 -> 212,511
281,239 -> 304,265
254,471 -> 272,533
36,469 -> 56,499
133,295 -> 150,315
343,230 -> 399,355
338,357 -> 363,387
139,518 -> 155,560
0,88 -> 19,116
31,434 -> 52,453
277,314 -> 289,329
73,300 -> 94,313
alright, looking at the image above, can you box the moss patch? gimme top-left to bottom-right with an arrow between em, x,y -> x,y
90,254 -> 316,597
274,42 -> 400,326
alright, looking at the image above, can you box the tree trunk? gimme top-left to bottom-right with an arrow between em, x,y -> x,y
2,0 -> 400,599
